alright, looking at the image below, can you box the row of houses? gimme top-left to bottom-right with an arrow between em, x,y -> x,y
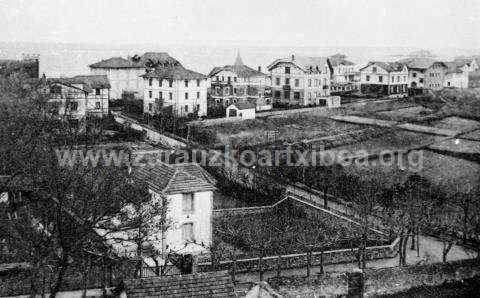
10,52 -> 477,120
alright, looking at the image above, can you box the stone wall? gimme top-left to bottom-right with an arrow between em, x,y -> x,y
212,206 -> 274,218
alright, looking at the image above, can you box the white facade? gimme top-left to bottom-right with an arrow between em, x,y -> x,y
158,190 -> 213,255
269,59 -> 331,106
91,67 -> 144,100
444,71 -> 469,88
143,78 -> 209,117
225,105 -> 256,119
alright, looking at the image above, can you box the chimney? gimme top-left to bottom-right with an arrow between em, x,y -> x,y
291,54 -> 295,61
258,66 -> 261,72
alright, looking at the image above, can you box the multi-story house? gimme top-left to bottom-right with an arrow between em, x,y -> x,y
399,58 -> 447,93
141,64 -> 208,117
359,62 -> 408,97
329,54 -> 359,94
208,54 -> 272,111
444,62 -> 469,88
452,58 -> 479,73
89,52 -> 180,100
267,55 -> 331,106
46,75 -> 110,120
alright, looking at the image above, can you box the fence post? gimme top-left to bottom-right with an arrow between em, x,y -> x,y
306,250 -> 312,278
231,255 -> 237,284
259,256 -> 264,281
276,255 -> 282,278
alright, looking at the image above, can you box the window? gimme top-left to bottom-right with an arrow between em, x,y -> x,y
216,87 -> 220,95
233,88 -> 237,94
284,91 -> 290,99
403,76 -> 406,82
274,91 -> 281,98
95,88 -> 101,95
159,79 -> 162,87
234,77 -> 237,83
419,78 -> 424,83
285,78 -> 290,85
196,91 -> 200,98
148,103 -> 152,111
308,79 -> 311,87
149,91 -> 152,98
95,102 -> 100,109
149,78 -> 152,86
182,193 -> 194,213
196,104 -> 200,111
169,80 -> 173,87
196,79 -> 200,87
184,80 -> 189,87
285,67 -> 290,74
185,92 -> 188,99
182,223 -> 194,242
275,77 -> 280,86
391,76 -> 394,82
70,102 -> 78,111
185,105 -> 189,112
169,92 -> 173,100
294,79 -> 299,87
378,75 -> 383,83
227,76 -> 231,84
224,87 -> 230,95
158,91 -> 162,99
294,92 -> 300,99
216,76 -> 219,81
397,76 -> 400,82
222,76 -> 224,81
372,67 -> 377,72
413,73 -> 417,78
366,75 -> 370,82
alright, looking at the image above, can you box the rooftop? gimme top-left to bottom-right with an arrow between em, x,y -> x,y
49,75 -> 111,93
208,53 -> 266,78
361,61 -> 406,72
133,162 -> 216,195
267,55 -> 330,73
123,271 -> 236,298
141,65 -> 206,80
89,52 -> 180,69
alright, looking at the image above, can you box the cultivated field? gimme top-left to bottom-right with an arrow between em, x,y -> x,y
208,114 -> 367,147
429,116 -> 480,132
374,106 -> 436,122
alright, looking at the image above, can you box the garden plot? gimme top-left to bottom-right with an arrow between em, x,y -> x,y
460,129 -> 480,141
208,114 -> 367,147
429,116 -> 480,133
213,203 -> 389,259
345,150 -> 480,194
375,106 -> 435,121
429,138 -> 480,155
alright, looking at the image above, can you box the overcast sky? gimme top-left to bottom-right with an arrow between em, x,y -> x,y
1,0 -> 479,49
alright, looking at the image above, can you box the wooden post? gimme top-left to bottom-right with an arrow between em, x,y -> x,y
231,256 -> 237,284
306,250 -> 312,278
320,249 -> 324,275
276,255 -> 282,278
259,256 -> 264,281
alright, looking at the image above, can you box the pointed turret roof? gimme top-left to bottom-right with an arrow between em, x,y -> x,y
234,52 -> 244,66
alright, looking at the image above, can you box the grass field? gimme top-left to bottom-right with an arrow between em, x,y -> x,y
374,106 -> 435,122
429,116 -> 480,132
205,114 -> 367,147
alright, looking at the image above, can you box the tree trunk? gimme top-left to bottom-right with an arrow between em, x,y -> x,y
398,234 -> 404,267
401,231 -> 409,266
410,230 -> 415,250
320,249 -> 324,275
29,263 -> 38,298
306,250 -> 312,278
259,256 -> 264,281
49,253 -> 69,298
442,240 -> 453,263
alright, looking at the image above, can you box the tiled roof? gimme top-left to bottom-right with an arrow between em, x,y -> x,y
89,52 -> 180,69
123,271 -> 236,298
229,101 -> 256,110
208,64 -> 265,78
360,61 -> 406,72
48,75 -> 110,93
329,57 -> 355,67
267,56 -> 330,73
141,65 -> 206,80
398,57 -> 443,70
133,162 -> 216,195
444,62 -> 465,74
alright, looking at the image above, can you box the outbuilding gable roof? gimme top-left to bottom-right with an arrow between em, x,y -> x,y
48,75 -> 110,93
229,101 -> 256,110
123,271 -> 236,298
133,162 -> 216,195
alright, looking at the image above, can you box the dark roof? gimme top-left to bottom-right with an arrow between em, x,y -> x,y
360,61 -> 406,72
208,53 -> 265,78
329,57 -> 355,67
89,52 -> 180,69
229,101 -> 256,110
123,271 -> 236,298
397,57 -> 445,70
48,75 -> 110,93
444,62 -> 464,74
141,65 -> 206,80
267,56 -> 330,73
133,162 -> 216,195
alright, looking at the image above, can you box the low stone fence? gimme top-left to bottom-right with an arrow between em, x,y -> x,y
269,258 -> 480,297
197,238 -> 399,273
212,206 -> 274,218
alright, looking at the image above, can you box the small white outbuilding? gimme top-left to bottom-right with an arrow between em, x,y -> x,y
226,102 -> 256,119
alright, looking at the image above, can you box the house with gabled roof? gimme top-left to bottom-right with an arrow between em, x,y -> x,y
267,54 -> 332,106
89,52 -> 180,100
398,58 -> 448,92
329,54 -> 359,94
99,161 -> 217,260
208,53 -> 272,111
140,64 -> 209,117
359,61 -> 408,98
226,101 -> 256,119
45,74 -> 111,120
444,61 -> 469,88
